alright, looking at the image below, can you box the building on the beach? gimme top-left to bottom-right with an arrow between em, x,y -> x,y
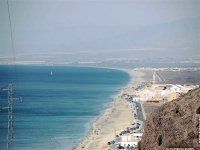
132,97 -> 143,102
117,135 -> 140,148
131,133 -> 143,138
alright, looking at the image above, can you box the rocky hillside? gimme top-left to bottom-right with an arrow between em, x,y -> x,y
141,88 -> 200,150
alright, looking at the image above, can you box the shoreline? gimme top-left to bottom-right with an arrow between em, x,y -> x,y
73,68 -> 146,150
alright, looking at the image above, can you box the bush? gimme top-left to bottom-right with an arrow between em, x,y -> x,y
138,141 -> 141,150
175,107 -> 179,114
158,135 -> 162,146
196,106 -> 200,114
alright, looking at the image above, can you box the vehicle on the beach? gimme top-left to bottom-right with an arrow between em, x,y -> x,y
107,140 -> 115,145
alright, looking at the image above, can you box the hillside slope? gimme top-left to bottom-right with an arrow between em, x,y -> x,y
141,88 -> 200,150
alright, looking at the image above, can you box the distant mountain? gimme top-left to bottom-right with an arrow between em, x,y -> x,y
141,87 -> 200,150
80,17 -> 200,59
3,17 -> 199,64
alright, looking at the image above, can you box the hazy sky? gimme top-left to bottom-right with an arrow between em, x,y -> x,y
0,0 -> 200,62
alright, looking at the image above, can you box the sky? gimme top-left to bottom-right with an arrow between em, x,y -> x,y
0,0 -> 200,63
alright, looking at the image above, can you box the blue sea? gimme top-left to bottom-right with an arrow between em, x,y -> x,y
0,65 -> 130,150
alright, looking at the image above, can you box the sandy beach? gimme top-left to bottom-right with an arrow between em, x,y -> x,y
73,69 -> 146,150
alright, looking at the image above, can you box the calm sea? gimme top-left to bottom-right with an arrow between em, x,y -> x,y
0,65 -> 130,150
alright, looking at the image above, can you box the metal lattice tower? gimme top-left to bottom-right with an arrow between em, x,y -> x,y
7,84 -> 13,150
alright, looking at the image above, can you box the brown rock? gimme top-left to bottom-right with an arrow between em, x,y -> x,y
141,88 -> 200,150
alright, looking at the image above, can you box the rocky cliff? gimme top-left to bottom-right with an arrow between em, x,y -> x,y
141,88 -> 200,150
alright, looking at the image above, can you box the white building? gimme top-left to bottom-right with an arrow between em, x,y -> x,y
118,135 -> 139,148
131,133 -> 143,138
132,97 -> 143,102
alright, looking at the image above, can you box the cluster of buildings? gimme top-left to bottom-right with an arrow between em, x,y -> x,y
132,84 -> 198,103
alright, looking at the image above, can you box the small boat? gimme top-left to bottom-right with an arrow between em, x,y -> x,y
51,71 -> 53,76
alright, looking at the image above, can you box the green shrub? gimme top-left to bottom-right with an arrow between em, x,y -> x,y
175,107 -> 179,114
158,135 -> 162,146
138,141 -> 141,150
196,106 -> 200,114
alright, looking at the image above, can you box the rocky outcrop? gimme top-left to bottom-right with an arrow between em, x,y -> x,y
141,88 -> 200,150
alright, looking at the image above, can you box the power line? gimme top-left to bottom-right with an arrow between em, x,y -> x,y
6,0 -> 16,64
6,0 -> 19,90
